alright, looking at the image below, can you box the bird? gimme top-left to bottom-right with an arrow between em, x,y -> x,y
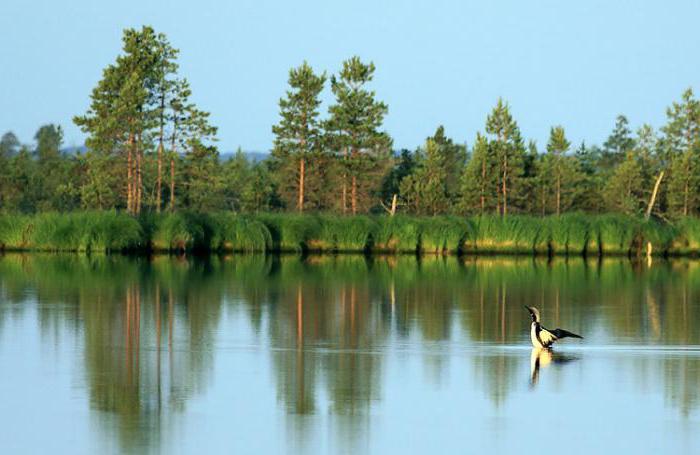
525,306 -> 583,348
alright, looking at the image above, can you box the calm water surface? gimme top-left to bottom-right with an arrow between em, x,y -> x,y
1,254 -> 699,454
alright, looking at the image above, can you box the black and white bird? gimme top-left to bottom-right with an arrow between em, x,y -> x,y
525,306 -> 583,348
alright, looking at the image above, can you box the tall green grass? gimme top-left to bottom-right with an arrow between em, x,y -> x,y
3,211 -> 700,256
151,212 -> 218,251
373,216 -> 422,253
591,214 -> 641,256
419,217 -> 474,254
0,212 -> 142,252
668,217 -> 700,256
214,213 -> 272,252
312,214 -> 378,252
0,214 -> 31,250
470,215 -> 544,254
257,213 -> 320,253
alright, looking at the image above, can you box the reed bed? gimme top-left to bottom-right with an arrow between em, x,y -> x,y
256,213 -> 320,253
3,211 -> 700,256
419,217 -> 474,254
0,211 -> 142,252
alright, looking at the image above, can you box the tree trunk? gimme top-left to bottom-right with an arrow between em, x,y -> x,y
156,94 -> 165,213
502,157 -> 508,216
298,157 -> 305,212
541,185 -> 546,217
136,134 -> 143,214
170,118 -> 178,213
645,171 -> 664,220
341,147 -> 347,214
480,156 -> 486,214
127,134 -> 134,213
390,193 -> 397,216
556,172 -> 561,216
156,142 -> 163,213
351,175 -> 357,215
169,156 -> 175,212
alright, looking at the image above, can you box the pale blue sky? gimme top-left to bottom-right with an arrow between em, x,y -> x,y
1,0 -> 698,152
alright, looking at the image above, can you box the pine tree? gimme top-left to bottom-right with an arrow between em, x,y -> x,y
0,132 -> 20,211
484,98 -> 525,215
603,151 -> 645,215
429,125 -> 466,204
181,140 -> 224,211
74,26 -> 213,214
326,56 -> 392,214
271,62 -> 327,212
399,139 -> 450,215
167,79 -> 217,211
662,88 -> 700,217
459,133 -> 498,214
542,126 -> 581,215
33,124 -> 67,210
573,142 -> 605,212
601,114 -> 635,171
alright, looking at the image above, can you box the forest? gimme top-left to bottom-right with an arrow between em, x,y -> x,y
0,26 -> 699,254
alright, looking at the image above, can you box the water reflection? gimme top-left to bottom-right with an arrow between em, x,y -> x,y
529,348 -> 580,387
1,254 -> 700,452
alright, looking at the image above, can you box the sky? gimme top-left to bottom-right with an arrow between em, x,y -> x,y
1,0 -> 699,153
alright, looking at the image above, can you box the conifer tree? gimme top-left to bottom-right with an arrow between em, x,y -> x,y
542,126 -> 581,215
399,139 -> 450,215
74,26 -> 214,214
271,62 -> 326,212
662,88 -> 700,217
485,98 -> 525,215
603,151 -> 645,214
326,56 -> 392,214
459,133 -> 498,214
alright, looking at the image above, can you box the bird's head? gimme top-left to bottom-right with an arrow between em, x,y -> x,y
524,306 -> 540,323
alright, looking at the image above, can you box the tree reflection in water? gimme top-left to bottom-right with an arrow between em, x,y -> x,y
2,253 -> 700,451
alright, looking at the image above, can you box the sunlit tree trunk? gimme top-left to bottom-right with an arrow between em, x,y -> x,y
298,157 -> 305,212
156,94 -> 165,213
342,148 -> 348,214
127,134 -> 134,213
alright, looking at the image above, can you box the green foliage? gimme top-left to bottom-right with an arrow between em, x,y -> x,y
603,151 -> 645,215
313,214 -> 378,252
419,217 -> 473,254
592,214 -> 641,256
669,217 -> 700,255
400,138 -> 450,215
0,214 -> 31,249
214,213 -> 272,252
373,216 -> 421,253
270,62 -> 328,211
470,215 -> 543,254
151,212 -> 217,251
0,212 -> 141,252
326,56 -> 393,213
459,133 -> 497,214
257,213 -> 320,252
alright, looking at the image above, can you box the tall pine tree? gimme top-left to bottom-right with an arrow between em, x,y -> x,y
326,57 -> 392,214
270,62 -> 327,212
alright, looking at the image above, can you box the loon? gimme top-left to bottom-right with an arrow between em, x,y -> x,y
525,306 -> 583,348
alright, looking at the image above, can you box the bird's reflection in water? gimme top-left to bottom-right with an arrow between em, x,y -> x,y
530,348 -> 580,387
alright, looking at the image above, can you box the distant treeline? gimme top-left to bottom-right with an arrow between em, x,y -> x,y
0,26 -> 698,220
2,211 -> 700,257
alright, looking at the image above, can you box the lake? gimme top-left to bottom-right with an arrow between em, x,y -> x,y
0,254 -> 699,454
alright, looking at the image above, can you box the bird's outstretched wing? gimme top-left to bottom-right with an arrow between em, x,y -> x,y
538,328 -> 558,347
550,328 -> 583,340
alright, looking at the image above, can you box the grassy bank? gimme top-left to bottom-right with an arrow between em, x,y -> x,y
3,211 -> 700,257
